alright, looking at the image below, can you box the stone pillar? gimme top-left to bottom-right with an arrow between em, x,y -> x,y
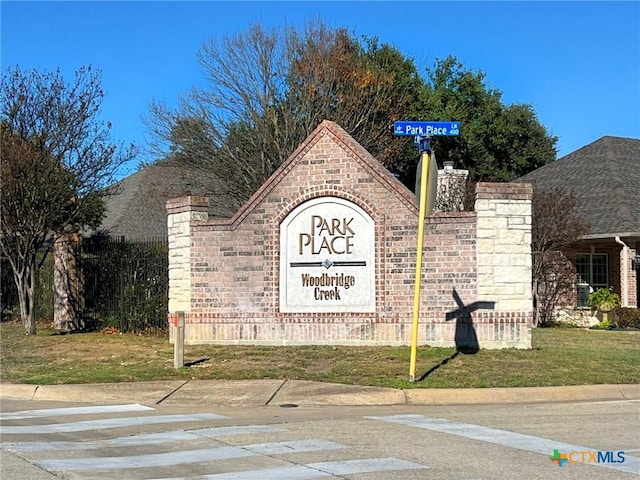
475,183 -> 533,312
166,196 -> 209,317
53,232 -> 83,330
435,162 -> 469,212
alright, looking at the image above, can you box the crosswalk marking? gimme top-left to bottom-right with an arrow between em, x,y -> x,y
367,414 -> 640,475
193,425 -> 287,438
306,458 -> 427,476
149,458 -> 427,480
0,407 -> 430,478
36,439 -> 345,471
4,424 -> 287,452
0,403 -> 154,421
0,413 -> 227,435
4,430 -> 200,452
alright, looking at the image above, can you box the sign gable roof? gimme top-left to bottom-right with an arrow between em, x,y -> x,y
225,120 -> 418,227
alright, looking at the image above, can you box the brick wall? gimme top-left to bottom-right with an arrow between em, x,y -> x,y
167,121 -> 533,349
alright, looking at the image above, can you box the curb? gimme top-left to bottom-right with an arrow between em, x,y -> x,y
1,381 -> 639,407
404,383 -> 640,405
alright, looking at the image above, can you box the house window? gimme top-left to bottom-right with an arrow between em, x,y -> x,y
576,253 -> 608,308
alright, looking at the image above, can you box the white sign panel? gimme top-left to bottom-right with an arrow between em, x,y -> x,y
279,197 -> 375,312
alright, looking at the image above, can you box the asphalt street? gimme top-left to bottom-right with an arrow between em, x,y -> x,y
1,397 -> 638,479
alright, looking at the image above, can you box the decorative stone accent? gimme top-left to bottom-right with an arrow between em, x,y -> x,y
555,308 -> 599,328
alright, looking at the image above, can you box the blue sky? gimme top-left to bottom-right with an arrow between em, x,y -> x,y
2,1 -> 639,178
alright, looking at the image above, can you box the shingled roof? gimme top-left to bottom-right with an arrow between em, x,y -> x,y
99,159 -> 240,240
516,136 -> 640,238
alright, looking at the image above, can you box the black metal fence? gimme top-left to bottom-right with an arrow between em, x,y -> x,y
79,237 -> 168,334
1,237 -> 169,334
1,256 -> 21,319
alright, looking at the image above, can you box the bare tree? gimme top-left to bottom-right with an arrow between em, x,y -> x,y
144,20 -> 422,201
531,187 -> 590,326
0,66 -> 135,334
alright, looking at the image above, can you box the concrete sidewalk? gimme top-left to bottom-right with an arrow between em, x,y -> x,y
1,380 -> 639,407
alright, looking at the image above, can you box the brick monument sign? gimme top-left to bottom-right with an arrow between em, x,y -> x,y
167,121 -> 533,349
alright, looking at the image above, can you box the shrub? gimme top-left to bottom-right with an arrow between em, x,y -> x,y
612,307 -> 640,329
591,318 -> 612,330
588,287 -> 621,310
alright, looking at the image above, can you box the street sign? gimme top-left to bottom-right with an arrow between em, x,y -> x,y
393,120 -> 461,382
393,121 -> 460,137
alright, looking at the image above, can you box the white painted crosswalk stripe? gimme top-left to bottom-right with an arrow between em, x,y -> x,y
307,458 -> 427,476
0,403 -> 154,421
0,413 -> 227,434
367,414 -> 640,475
150,458 -> 427,480
1,407 -> 431,478
193,424 -> 288,438
4,424 -> 287,452
36,439 -> 345,471
4,430 -> 201,452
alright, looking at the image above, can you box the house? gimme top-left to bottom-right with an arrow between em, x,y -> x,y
99,158 -> 240,240
516,136 -> 640,309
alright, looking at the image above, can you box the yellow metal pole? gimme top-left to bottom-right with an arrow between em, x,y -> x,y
409,150 -> 431,382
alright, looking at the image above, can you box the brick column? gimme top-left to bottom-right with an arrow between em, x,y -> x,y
621,242 -> 638,307
633,242 -> 639,308
475,183 -> 533,312
166,196 -> 209,315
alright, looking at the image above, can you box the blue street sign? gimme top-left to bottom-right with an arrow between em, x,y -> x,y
394,121 -> 461,137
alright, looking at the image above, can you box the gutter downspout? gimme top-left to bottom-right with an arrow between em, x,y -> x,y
615,236 -> 629,307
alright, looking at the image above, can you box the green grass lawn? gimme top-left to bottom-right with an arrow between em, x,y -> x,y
1,321 -> 638,389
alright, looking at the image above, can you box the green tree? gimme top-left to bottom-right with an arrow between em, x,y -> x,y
408,56 -> 557,186
0,66 -> 135,334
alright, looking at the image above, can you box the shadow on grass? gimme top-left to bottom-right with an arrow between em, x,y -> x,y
185,357 -> 210,367
418,351 -> 460,382
418,289 -> 494,382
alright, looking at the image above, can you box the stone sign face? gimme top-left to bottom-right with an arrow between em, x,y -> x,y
279,197 -> 375,312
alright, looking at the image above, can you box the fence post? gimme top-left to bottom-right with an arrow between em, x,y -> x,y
173,311 -> 185,368
119,257 -> 125,330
